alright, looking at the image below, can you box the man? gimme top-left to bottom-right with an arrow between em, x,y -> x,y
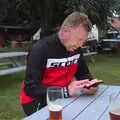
20,12 -> 102,116
111,16 -> 120,29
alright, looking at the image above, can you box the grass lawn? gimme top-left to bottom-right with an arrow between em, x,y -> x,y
0,72 -> 25,120
88,54 -> 120,86
0,54 -> 120,120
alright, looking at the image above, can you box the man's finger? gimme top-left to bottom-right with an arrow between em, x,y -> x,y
76,79 -> 90,86
76,85 -> 85,89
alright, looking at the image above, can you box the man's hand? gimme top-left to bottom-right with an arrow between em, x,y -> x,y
68,79 -> 90,96
81,79 -> 103,95
82,86 -> 98,95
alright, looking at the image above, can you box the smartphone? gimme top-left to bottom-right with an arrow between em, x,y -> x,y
84,80 -> 104,89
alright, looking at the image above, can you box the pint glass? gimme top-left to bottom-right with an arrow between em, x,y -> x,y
47,86 -> 64,120
109,92 -> 120,120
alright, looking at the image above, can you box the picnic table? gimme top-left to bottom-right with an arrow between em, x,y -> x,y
102,39 -> 120,53
0,52 -> 28,75
82,46 -> 97,62
23,85 -> 120,120
0,50 -> 97,76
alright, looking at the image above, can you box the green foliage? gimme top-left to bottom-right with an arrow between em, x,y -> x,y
0,0 -> 120,34
109,0 -> 120,16
66,0 -> 118,29
0,0 -> 36,27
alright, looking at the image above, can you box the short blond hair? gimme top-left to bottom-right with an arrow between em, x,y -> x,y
61,12 -> 92,32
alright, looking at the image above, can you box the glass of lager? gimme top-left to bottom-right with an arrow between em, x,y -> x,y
109,92 -> 120,120
47,86 -> 64,120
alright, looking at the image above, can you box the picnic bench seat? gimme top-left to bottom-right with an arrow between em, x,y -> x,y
0,52 -> 28,76
83,51 -> 97,56
0,62 -> 13,66
82,45 -> 98,63
0,66 -> 26,75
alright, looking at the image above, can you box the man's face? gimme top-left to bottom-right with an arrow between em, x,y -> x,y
111,18 -> 120,30
65,25 -> 88,51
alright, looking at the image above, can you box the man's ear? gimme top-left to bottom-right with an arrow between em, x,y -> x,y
61,26 -> 71,38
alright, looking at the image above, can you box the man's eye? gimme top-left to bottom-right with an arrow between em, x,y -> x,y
111,19 -> 114,23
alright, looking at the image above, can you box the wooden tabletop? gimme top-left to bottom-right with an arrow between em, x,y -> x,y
23,85 -> 120,120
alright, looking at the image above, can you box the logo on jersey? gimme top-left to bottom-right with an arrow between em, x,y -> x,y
46,54 -> 80,68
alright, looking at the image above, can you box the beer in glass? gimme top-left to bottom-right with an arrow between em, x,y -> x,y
49,104 -> 62,120
47,87 -> 64,120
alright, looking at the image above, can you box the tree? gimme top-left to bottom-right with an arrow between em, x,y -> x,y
0,0 -> 120,37
109,0 -> 120,16
14,0 -> 67,37
66,0 -> 118,29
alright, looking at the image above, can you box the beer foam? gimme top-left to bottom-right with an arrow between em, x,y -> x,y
109,103 -> 120,115
48,104 -> 62,111
110,108 -> 120,115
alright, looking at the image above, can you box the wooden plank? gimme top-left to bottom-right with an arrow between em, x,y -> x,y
83,52 -> 97,56
0,62 -> 13,66
0,66 -> 26,75
103,39 -> 120,42
0,52 -> 28,58
74,86 -> 120,120
62,85 -> 108,120
83,51 -> 97,63
98,109 -> 109,120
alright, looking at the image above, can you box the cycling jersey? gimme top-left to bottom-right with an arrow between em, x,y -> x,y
20,33 -> 93,104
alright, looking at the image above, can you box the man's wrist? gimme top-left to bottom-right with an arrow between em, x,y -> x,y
63,87 -> 70,98
75,89 -> 84,95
